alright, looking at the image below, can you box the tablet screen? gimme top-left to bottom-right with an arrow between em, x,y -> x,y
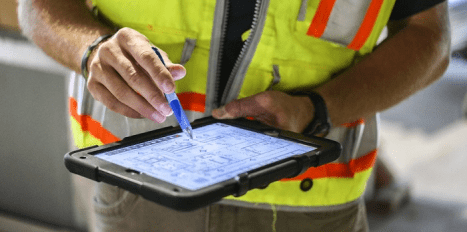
94,122 -> 316,190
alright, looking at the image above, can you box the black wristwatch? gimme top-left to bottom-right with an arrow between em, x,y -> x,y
293,91 -> 332,137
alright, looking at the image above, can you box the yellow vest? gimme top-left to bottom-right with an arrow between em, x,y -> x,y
69,0 -> 395,210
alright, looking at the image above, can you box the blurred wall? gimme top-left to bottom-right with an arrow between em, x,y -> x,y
0,30 -> 74,228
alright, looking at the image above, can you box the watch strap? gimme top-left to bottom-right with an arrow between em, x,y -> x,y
81,34 -> 113,80
293,91 -> 332,137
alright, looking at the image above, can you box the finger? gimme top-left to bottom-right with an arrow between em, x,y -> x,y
98,65 -> 168,123
146,41 -> 186,80
211,105 -> 235,119
213,95 -> 269,119
150,47 -> 186,80
167,64 -> 186,80
100,46 -> 173,117
87,81 -> 141,118
115,28 -> 177,94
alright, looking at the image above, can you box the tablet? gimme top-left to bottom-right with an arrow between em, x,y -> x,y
65,117 -> 341,211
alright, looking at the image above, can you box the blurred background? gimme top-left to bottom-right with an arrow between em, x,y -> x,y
1,0 -> 466,231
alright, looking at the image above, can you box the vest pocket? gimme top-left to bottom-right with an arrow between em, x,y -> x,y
295,0 -> 377,50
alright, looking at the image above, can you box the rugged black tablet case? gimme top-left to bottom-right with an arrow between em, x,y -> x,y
65,117 -> 341,211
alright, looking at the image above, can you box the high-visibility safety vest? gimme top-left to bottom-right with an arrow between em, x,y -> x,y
69,0 -> 396,211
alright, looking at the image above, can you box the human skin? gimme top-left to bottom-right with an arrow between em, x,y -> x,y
212,3 -> 451,130
18,0 -> 451,133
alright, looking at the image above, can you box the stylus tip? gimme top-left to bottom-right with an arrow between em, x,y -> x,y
185,127 -> 194,139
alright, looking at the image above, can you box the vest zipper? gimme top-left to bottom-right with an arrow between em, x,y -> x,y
220,0 -> 269,105
206,0 -> 269,114
205,0 -> 229,115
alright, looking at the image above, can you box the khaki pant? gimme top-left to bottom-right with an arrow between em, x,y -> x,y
72,176 -> 369,232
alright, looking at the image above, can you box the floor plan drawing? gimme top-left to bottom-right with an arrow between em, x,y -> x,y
96,123 -> 316,190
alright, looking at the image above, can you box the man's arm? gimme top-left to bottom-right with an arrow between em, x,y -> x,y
315,1 -> 451,125
17,0 -> 113,72
18,0 -> 185,123
213,2 -> 451,131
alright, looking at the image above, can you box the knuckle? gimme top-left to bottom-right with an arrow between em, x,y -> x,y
256,94 -> 273,108
149,93 -> 164,105
124,66 -> 140,84
113,86 -> 129,100
99,43 -> 113,56
116,27 -> 132,38
95,39 -> 110,52
105,100 -> 120,112
86,82 -> 99,97
275,111 -> 287,125
153,65 -> 167,80
116,27 -> 148,45
115,29 -> 131,44
86,79 -> 96,89
88,60 -> 100,73
138,50 -> 154,61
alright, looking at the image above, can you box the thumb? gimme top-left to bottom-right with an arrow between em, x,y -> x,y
212,105 -> 235,119
212,96 -> 262,119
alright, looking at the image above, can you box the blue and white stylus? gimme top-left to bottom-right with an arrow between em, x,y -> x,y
152,47 -> 194,139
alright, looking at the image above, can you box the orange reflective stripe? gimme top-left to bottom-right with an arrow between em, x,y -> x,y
306,0 -> 337,37
347,0 -> 385,50
283,149 -> 377,180
341,118 -> 365,128
69,97 -> 120,144
177,92 -> 206,113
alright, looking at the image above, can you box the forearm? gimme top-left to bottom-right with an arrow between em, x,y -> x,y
17,0 -> 114,73
316,3 -> 451,125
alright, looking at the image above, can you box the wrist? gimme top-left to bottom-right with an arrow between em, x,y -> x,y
296,95 -> 315,133
292,91 -> 332,137
81,34 -> 113,80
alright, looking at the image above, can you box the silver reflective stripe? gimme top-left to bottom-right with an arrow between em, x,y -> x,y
324,115 -> 378,163
205,0 -> 227,114
341,123 -> 365,163
297,0 -> 309,21
356,114 -> 379,156
321,0 -> 372,46
180,38 -> 197,66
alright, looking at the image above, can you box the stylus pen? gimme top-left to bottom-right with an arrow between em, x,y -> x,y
152,47 -> 194,139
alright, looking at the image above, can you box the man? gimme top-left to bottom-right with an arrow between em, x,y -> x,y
18,0 -> 450,231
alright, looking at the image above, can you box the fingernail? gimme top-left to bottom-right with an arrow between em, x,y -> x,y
170,69 -> 186,80
163,80 -> 174,93
160,103 -> 173,116
151,112 -> 166,123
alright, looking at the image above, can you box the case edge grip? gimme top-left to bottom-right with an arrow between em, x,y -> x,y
64,146 -> 100,181
233,173 -> 249,197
